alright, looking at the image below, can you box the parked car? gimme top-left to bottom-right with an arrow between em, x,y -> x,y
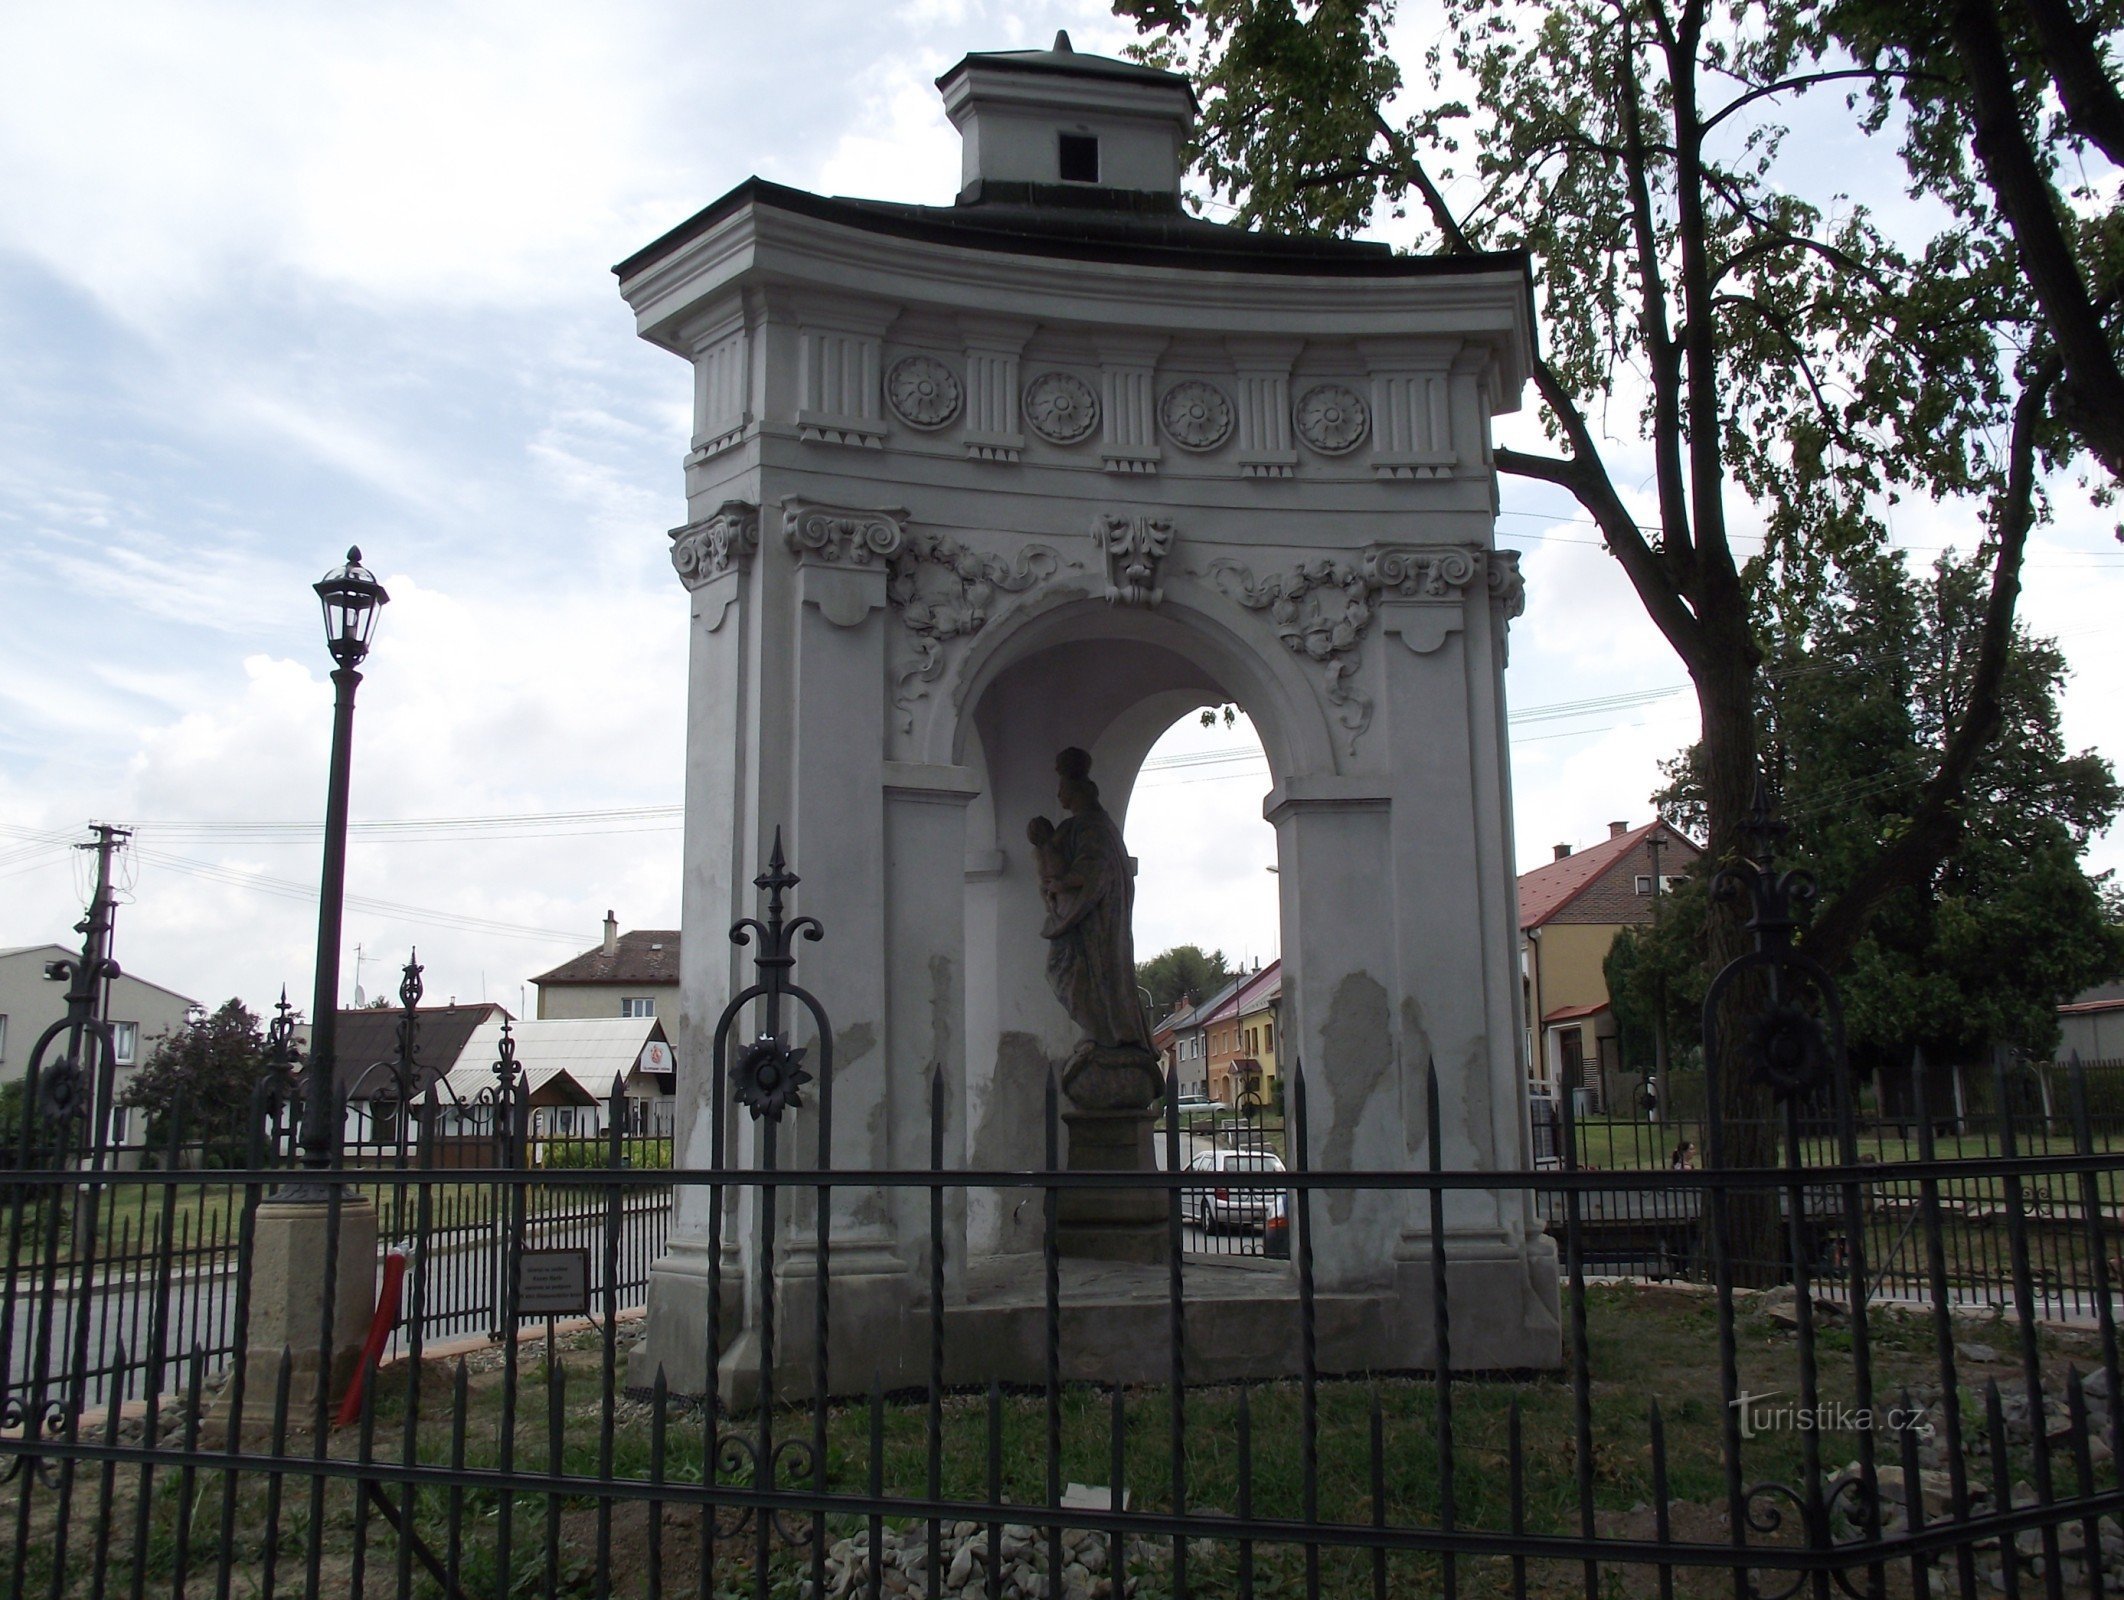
1181,1147 -> 1289,1231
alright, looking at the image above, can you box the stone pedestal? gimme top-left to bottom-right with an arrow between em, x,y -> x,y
234,1197 -> 378,1423
1057,1108 -> 1167,1264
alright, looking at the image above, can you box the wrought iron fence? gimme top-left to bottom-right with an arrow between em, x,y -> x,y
1,818 -> 2121,1598
0,982 -> 672,1421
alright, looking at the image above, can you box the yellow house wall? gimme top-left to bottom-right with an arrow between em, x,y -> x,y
1532,924 -> 1623,1016
1236,995 -> 1279,1099
535,983 -> 678,1021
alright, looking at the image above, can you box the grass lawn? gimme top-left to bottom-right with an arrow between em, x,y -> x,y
2,1283 -> 2109,1598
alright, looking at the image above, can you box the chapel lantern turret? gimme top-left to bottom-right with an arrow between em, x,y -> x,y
936,30 -> 1196,204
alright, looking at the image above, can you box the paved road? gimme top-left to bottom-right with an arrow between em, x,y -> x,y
1,1210 -> 659,1418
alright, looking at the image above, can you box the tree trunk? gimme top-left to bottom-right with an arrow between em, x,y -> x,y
1692,624 -> 1784,1285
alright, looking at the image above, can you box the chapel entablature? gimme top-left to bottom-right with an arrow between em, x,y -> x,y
665,282 -> 1515,495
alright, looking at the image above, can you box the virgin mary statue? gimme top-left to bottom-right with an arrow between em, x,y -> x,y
1027,748 -> 1157,1105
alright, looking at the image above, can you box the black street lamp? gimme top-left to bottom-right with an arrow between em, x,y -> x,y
292,547 -> 389,1195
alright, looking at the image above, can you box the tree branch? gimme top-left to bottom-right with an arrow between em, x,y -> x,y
1799,356 -> 2056,967
1698,67 -> 1904,135
1951,0 -> 2124,481
1618,12 -> 1696,580
1705,196 -> 1906,301
1711,291 -> 1868,453
2019,0 -> 2124,166
1365,53 -> 1710,665
1367,109 -> 1478,253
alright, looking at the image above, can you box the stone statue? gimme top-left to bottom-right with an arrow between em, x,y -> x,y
1028,747 -> 1161,1109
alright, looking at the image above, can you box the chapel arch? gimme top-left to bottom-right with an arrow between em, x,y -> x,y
950,601 -> 1303,1261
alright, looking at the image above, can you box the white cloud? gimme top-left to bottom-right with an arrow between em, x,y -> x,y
1,0 -> 2118,1033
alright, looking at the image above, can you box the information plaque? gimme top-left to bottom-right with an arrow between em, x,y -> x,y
516,1248 -> 591,1317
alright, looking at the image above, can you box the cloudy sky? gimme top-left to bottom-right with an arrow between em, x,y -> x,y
1,0 -> 2118,1028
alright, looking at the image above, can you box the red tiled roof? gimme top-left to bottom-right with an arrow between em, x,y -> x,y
1542,1000 -> 1610,1024
1517,821 -> 1695,930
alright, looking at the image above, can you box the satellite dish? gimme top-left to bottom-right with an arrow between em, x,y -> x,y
354,985 -> 366,1008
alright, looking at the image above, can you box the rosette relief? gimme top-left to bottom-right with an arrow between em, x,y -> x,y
1023,371 -> 1099,445
885,355 -> 963,431
1157,380 -> 1234,452
1294,384 -> 1370,455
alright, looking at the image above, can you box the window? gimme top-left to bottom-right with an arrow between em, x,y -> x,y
621,997 -> 655,1019
1058,132 -> 1099,183
112,1022 -> 138,1065
1635,874 -> 1653,895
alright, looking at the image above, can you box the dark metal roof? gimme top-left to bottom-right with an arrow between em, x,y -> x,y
530,929 -> 682,989
614,176 -> 1530,286
331,1001 -> 510,1100
934,37 -> 1196,102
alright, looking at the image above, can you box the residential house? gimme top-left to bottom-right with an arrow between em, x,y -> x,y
1202,960 -> 1282,1109
448,1016 -> 678,1140
0,943 -> 197,1142
1151,1002 -> 1203,1100
329,1000 -> 512,1148
2061,981 -> 2124,1062
1518,819 -> 1701,1112
1233,960 -> 1282,1109
531,914 -> 679,1021
1163,977 -> 1240,1103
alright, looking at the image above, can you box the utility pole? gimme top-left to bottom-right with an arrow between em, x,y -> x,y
69,822 -> 129,1249
79,822 -> 131,1115
1646,830 -> 1670,1129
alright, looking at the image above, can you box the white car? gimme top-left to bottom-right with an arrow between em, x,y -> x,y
1181,1147 -> 1288,1231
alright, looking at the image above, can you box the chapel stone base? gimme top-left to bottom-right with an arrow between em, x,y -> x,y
626,1234 -> 742,1397
229,1196 -> 379,1427
627,1235 -> 1563,1406
1056,1107 -> 1168,1265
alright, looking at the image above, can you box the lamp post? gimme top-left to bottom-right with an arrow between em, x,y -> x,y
294,547 -> 389,1193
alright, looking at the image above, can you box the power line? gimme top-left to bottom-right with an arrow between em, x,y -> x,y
119,804 -> 684,842
126,845 -> 592,946
1493,507 -> 2124,567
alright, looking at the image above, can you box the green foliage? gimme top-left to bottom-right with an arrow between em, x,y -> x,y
535,1136 -> 673,1170
1137,943 -> 1233,1013
1827,0 -> 2124,485
1655,548 -> 2123,1068
0,1078 -> 25,1157
1121,0 -> 2016,551
118,997 -> 268,1167
1604,870 -> 1713,1073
